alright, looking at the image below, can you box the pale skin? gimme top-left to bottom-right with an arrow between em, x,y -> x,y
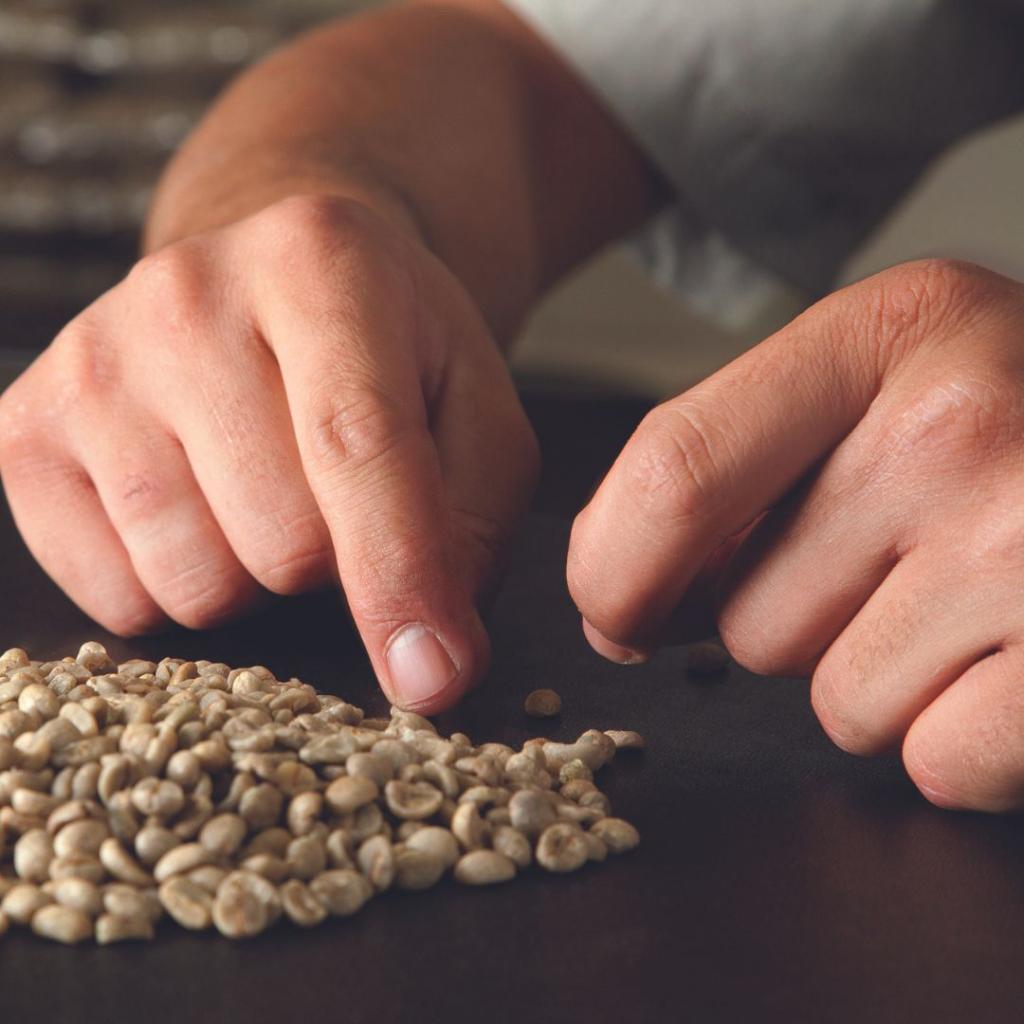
1,1 -> 1022,812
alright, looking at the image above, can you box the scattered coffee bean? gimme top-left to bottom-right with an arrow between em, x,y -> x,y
524,689 -> 562,718
686,641 -> 730,677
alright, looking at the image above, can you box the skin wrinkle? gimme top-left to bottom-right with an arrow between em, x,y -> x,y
814,557 -> 1006,755
90,471 -> 253,621
960,508 -> 1024,581
629,425 -> 715,522
190,341 -> 269,460
253,541 -> 330,595
904,648 -> 1024,810
327,452 -> 454,593
130,246 -> 217,355
665,399 -> 742,500
729,545 -> 893,672
806,395 -> 983,549
862,260 -> 978,378
5,456 -> 96,519
119,473 -> 156,506
309,392 -> 412,469
717,455 -> 905,675
882,377 -> 1015,460
100,433 -> 190,520
973,670 -> 1024,766
29,327 -> 119,438
248,212 -> 437,472
158,577 -> 250,629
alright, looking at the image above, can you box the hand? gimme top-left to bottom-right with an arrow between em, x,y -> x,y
568,259 -> 1024,811
0,195 -> 538,713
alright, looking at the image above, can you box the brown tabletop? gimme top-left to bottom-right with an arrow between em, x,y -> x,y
2,382 -> 1024,1023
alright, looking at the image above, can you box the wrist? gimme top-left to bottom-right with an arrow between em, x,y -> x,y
143,155 -> 427,255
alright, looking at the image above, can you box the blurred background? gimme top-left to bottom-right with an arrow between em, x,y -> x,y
0,0 -> 358,364
3,0 -> 1024,399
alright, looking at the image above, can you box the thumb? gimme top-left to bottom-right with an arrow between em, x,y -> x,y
567,260 -> 971,654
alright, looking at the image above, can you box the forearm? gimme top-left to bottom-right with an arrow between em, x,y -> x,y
145,0 -> 668,344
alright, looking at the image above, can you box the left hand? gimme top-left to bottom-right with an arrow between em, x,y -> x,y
568,259 -> 1024,812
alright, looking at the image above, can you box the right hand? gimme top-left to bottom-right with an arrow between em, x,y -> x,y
0,194 -> 538,712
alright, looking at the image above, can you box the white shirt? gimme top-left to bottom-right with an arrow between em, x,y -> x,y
501,0 -> 1024,327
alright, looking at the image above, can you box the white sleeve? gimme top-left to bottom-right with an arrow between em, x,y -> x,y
502,0 -> 1024,327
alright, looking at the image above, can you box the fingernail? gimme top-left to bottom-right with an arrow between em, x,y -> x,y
581,617 -> 649,665
385,623 -> 459,708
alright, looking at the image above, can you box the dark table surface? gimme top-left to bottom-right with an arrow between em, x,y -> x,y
2,379 -> 1024,1024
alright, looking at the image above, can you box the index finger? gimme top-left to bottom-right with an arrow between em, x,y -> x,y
567,260 -> 982,653
249,199 -> 487,712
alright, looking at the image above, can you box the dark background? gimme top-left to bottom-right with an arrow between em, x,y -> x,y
4,498 -> 1024,1024
1,0 -> 373,356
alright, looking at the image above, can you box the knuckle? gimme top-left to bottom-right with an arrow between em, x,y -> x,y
346,583 -> 423,640
858,258 -> 993,359
900,729 -> 994,811
154,558 -> 253,630
901,751 -> 966,810
879,374 -> 1021,469
345,599 -> 405,641
717,614 -> 804,679
100,443 -> 190,529
307,386 -> 412,470
248,523 -> 334,595
255,549 -> 332,595
565,545 -> 636,645
963,516 -> 1024,581
259,194 -> 377,263
894,257 -> 983,309
46,313 -> 117,410
623,403 -> 729,527
882,258 -> 984,330
0,384 -> 78,487
903,664 -> 1024,813
809,661 -> 882,756
0,384 -> 33,464
2,451 -> 90,511
450,414 -> 540,592
76,573 -> 166,638
343,535 -> 451,635
127,244 -> 209,319
107,470 -> 170,527
453,504 -> 505,563
99,600 -> 165,639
